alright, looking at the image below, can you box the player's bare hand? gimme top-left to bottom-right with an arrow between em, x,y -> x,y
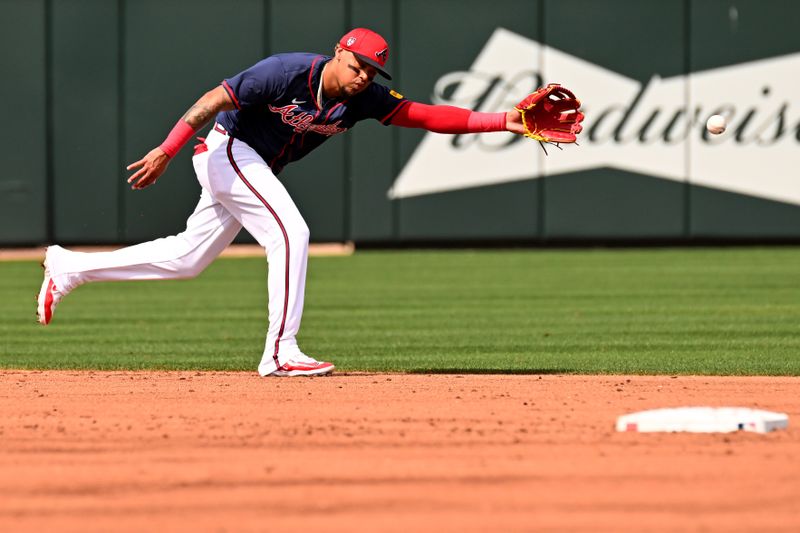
126,148 -> 170,190
505,110 -> 526,136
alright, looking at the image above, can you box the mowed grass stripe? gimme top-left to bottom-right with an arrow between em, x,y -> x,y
1,248 -> 798,374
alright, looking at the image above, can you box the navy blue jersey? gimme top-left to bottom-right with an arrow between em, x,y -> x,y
216,52 -> 408,174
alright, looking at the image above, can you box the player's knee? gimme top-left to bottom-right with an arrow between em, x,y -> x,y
182,263 -> 207,279
284,220 -> 310,249
258,220 -> 309,252
158,238 -> 208,278
169,259 -> 204,279
169,250 -> 211,278
293,222 -> 310,244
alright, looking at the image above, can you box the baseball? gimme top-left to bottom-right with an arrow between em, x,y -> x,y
706,114 -> 727,135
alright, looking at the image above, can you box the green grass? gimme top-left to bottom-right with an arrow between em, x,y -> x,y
2,248 -> 799,375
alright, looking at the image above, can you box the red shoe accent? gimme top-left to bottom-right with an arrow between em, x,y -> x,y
43,279 -> 55,325
270,359 -> 335,377
37,275 -> 60,326
37,249 -> 66,326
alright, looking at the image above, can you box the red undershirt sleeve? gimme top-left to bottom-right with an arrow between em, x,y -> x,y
388,101 -> 507,133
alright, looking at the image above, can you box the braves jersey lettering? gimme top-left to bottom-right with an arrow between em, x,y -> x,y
268,104 -> 349,136
216,53 -> 407,173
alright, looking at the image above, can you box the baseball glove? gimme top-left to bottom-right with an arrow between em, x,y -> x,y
515,83 -> 584,144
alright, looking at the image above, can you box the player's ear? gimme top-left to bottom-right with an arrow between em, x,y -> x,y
334,45 -> 345,62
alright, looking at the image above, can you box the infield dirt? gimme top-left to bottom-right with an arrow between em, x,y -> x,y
1,372 -> 799,532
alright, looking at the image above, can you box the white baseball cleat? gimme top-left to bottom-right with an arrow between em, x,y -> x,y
269,354 -> 335,377
36,246 -> 66,326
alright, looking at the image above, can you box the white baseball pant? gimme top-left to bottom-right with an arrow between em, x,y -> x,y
50,126 -> 310,376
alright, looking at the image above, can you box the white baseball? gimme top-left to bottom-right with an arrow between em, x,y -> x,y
706,114 -> 727,135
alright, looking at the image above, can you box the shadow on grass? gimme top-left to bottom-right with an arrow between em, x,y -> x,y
406,368 -> 573,375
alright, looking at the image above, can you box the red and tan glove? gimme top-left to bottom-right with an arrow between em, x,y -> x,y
515,84 -> 584,143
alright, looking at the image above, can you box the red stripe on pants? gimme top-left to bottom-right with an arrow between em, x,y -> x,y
225,137 -> 290,367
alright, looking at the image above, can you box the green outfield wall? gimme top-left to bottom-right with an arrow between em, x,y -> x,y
2,0 -> 798,245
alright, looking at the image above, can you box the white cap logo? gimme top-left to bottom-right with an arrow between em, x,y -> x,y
346,37 -> 357,46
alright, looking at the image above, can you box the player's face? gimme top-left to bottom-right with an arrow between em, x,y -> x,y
333,49 -> 377,97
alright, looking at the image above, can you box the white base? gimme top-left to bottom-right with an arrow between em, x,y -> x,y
617,407 -> 789,434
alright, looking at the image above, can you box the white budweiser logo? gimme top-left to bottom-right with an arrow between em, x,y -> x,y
389,28 -> 800,206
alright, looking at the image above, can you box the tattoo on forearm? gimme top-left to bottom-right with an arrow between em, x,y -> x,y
181,104 -> 215,129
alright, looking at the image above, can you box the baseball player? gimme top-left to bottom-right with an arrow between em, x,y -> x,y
36,28 -> 563,377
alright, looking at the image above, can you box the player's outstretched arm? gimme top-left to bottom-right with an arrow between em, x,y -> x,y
389,101 -> 527,136
126,85 -> 236,190
389,85 -> 584,143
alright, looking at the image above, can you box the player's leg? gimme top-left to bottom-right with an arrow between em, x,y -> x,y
36,155 -> 242,325
208,132 -> 332,377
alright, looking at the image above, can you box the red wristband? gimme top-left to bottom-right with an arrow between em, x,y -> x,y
466,111 -> 507,132
159,120 -> 197,158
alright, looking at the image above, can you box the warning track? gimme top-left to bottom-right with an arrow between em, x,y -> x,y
0,242 -> 354,261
